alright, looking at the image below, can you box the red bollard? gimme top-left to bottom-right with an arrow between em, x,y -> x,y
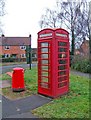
12,67 -> 25,92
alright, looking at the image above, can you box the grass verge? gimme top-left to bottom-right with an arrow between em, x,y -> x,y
32,74 -> 89,118
2,67 -> 37,100
0,74 -> 11,81
1,67 -> 89,118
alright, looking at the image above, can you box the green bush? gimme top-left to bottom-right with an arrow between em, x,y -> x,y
2,57 -> 14,62
2,57 -> 26,62
0,54 -> 2,58
71,55 -> 90,73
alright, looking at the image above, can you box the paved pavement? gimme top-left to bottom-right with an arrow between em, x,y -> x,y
70,70 -> 90,79
1,63 -> 37,74
2,94 -> 52,119
0,80 -> 11,88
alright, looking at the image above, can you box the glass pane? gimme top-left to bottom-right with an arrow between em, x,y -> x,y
42,72 -> 48,76
58,60 -> 67,64
41,54 -> 48,58
58,48 -> 67,52
58,65 -> 66,70
41,60 -> 48,64
58,42 -> 67,46
58,53 -> 67,58
40,82 -> 48,88
58,82 -> 67,88
41,66 -> 48,70
41,43 -> 48,47
41,77 -> 48,82
58,71 -> 66,76
58,76 -> 67,82
41,48 -> 48,53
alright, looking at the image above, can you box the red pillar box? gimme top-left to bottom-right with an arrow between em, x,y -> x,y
12,67 -> 25,92
37,28 -> 70,98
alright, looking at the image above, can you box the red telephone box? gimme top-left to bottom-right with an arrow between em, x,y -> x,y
37,28 -> 70,98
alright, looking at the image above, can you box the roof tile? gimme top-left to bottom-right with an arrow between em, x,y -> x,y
0,37 -> 30,46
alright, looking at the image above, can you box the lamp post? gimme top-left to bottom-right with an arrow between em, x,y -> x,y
29,34 -> 31,70
89,2 -> 91,75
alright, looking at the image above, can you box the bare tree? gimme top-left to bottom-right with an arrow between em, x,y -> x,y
57,0 -> 89,55
89,1 -> 91,64
39,0 -> 89,55
39,8 -> 62,28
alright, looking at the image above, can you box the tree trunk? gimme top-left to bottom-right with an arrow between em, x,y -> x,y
71,29 -> 75,55
89,35 -> 91,58
89,34 -> 91,74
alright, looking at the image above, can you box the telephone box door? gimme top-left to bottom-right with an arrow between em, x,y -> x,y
38,41 -> 52,96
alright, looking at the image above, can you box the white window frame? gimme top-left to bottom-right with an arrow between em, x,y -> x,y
20,46 -> 26,50
4,54 -> 10,58
4,46 -> 10,50
21,54 -> 26,58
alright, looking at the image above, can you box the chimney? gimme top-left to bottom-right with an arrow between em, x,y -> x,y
1,34 -> 5,40
1,34 -> 5,46
1,34 -> 5,37
29,34 -> 31,38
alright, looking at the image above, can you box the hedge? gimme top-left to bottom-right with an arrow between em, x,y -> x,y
71,55 -> 91,73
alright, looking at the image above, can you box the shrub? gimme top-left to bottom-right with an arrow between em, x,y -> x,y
2,57 -> 26,62
71,55 -> 90,73
2,57 -> 14,62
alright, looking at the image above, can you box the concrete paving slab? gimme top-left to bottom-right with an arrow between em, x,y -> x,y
2,96 -> 18,118
7,112 -> 38,118
0,80 -> 11,88
0,81 -> 2,88
70,70 -> 90,78
2,94 -> 52,118
13,94 -> 52,111
0,95 -> 2,120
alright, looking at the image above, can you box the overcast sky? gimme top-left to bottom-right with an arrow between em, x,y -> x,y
2,0 -> 56,48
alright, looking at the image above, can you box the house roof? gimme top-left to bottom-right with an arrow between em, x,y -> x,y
81,39 -> 89,45
75,40 -> 89,55
0,36 -> 30,46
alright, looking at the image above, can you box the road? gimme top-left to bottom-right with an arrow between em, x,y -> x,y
0,63 -> 37,74
0,63 -> 90,79
70,70 -> 90,79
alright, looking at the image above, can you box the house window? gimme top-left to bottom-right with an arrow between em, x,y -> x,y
32,53 -> 37,58
4,54 -> 10,58
20,46 -> 26,50
21,54 -> 26,58
5,46 -> 10,50
11,54 -> 17,58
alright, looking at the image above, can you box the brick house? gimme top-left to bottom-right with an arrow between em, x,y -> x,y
0,35 -> 30,61
31,48 -> 37,61
75,40 -> 89,56
74,49 -> 80,55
